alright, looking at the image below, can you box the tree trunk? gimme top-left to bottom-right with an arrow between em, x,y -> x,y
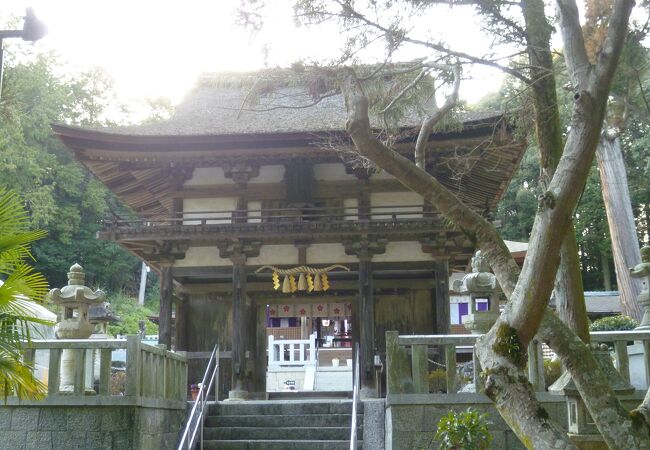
554,228 -> 590,342
538,311 -> 650,448
522,0 -> 590,344
601,249 -> 612,291
336,0 -> 647,442
596,135 -> 643,320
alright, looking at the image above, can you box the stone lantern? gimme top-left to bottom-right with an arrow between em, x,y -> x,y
452,251 -> 500,334
48,263 -> 105,392
550,343 -> 635,447
631,246 -> 650,330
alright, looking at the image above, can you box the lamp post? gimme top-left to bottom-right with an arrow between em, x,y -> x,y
0,8 -> 47,100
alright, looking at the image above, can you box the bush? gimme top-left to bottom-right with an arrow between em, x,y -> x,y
106,293 -> 159,336
434,408 -> 492,450
589,315 -> 638,332
428,369 -> 448,393
544,358 -> 562,388
110,372 -> 126,395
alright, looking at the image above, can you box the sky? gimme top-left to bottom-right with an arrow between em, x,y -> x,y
2,1 -> 506,115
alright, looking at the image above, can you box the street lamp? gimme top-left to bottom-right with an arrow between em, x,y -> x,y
0,8 -> 47,100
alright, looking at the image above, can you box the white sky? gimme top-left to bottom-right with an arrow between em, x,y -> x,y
2,1 -> 506,114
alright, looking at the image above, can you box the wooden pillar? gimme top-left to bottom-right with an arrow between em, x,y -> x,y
159,265 -> 174,349
253,302 -> 267,394
359,256 -> 374,390
345,236 -> 386,397
434,260 -> 450,334
231,254 -> 248,395
175,294 -> 189,351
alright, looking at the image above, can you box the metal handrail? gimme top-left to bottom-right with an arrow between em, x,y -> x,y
177,344 -> 219,450
350,342 -> 360,450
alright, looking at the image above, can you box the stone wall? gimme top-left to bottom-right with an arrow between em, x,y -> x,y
135,407 -> 187,450
0,405 -> 185,450
385,393 -> 567,450
385,392 -> 647,450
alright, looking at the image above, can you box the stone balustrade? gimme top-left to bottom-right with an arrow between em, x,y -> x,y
386,330 -> 650,397
13,335 -> 187,408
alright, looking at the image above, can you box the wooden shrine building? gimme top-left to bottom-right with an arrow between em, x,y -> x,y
53,73 -> 525,398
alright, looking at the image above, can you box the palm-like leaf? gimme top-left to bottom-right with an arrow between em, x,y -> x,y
0,189 -> 50,401
0,352 -> 46,401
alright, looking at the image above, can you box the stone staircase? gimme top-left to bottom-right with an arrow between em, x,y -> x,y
201,399 -> 363,449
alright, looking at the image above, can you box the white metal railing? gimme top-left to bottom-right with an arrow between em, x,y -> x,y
177,344 -> 219,450
350,342 -> 360,450
385,330 -> 650,396
267,334 -> 317,367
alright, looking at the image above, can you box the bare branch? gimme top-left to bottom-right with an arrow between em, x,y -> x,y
414,64 -> 461,169
230,91 -> 340,113
339,69 -> 520,297
333,0 -> 533,84
381,68 -> 430,114
591,0 -> 637,93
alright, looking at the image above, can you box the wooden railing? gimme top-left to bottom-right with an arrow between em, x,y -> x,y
386,330 -> 650,397
103,204 -> 435,228
17,335 -> 187,408
267,334 -> 317,367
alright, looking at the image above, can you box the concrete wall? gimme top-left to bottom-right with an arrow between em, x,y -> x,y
0,405 -> 184,450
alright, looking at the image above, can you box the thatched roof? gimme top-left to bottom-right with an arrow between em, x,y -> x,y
83,72 -> 501,136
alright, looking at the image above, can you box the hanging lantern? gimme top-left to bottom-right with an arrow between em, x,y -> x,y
306,274 -> 314,292
298,273 -> 307,291
282,275 -> 291,293
272,272 -> 280,290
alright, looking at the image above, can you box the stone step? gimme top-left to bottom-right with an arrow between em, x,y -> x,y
206,413 -> 361,428
202,440 -> 362,450
204,426 -> 353,441
211,400 -> 360,416
267,390 -> 352,400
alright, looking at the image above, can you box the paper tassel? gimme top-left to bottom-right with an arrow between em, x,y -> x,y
272,272 -> 280,290
289,275 -> 297,292
321,273 -> 330,291
314,273 -> 322,291
298,273 -> 307,291
306,274 -> 314,292
282,275 -> 291,293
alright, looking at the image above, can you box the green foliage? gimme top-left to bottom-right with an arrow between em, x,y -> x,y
434,408 -> 492,450
428,369 -> 448,393
495,146 -> 539,242
543,358 -> 563,389
0,189 -> 51,401
0,50 -> 142,294
589,315 -> 639,332
106,294 -> 158,337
